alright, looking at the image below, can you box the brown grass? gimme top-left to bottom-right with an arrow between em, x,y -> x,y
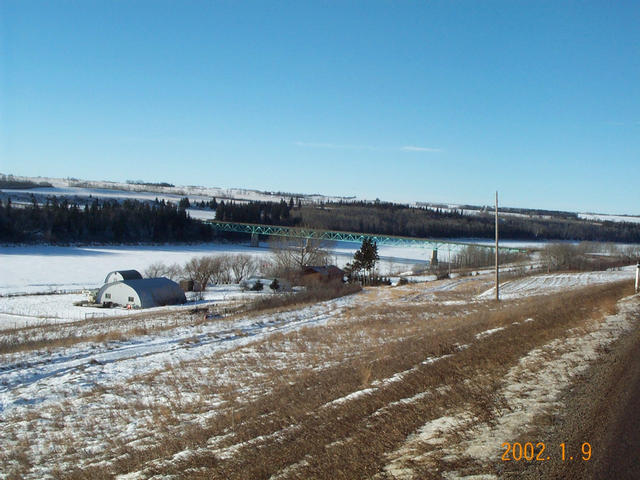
0,282 -> 361,355
43,280 -> 634,480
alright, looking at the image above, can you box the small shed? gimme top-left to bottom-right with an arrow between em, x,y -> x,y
97,277 -> 186,308
302,265 -> 345,282
104,270 -> 143,284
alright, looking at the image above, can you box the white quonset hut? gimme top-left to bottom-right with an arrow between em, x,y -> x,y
104,270 -> 143,284
97,277 -> 186,308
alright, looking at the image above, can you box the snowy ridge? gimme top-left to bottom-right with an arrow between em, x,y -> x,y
0,174 -> 353,205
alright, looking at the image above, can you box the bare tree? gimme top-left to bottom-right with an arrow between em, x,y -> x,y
144,261 -> 183,281
210,256 -> 232,284
164,263 -> 184,281
183,256 -> 219,291
621,244 -> 640,261
229,254 -> 258,282
541,243 -> 588,272
452,245 -> 527,270
269,235 -> 332,278
144,261 -> 166,279
452,246 -> 494,269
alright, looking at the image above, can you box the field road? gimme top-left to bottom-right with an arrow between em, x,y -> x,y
586,324 -> 640,480
515,302 -> 640,480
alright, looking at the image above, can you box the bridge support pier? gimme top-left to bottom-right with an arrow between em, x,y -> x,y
250,233 -> 259,247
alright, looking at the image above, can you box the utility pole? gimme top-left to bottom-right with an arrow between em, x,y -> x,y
495,191 -> 500,302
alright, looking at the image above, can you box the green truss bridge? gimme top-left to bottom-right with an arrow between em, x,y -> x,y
205,220 -> 526,253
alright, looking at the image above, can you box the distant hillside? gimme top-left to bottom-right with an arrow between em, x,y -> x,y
295,202 -> 640,243
2,173 -> 640,244
0,173 -> 353,205
0,174 -> 52,190
218,200 -> 640,244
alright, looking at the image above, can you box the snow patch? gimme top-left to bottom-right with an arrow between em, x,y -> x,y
478,269 -> 635,300
383,295 -> 639,478
475,327 -> 505,339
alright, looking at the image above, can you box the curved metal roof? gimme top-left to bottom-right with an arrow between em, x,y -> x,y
98,277 -> 186,308
104,270 -> 143,284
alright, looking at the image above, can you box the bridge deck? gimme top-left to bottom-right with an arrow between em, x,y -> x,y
205,220 -> 527,252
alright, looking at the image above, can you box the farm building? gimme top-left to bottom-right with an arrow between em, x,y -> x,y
104,269 -> 143,284
302,265 -> 345,282
97,277 -> 186,308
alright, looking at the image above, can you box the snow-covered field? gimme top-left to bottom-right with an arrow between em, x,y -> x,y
0,241 -> 437,328
578,213 -> 640,224
0,243 -> 271,328
0,174 -> 352,205
0,293 -> 357,416
1,269 -> 637,479
0,286 -> 263,329
1,237 -> 630,329
0,243 -> 271,297
477,266 -> 636,300
0,241 -> 452,299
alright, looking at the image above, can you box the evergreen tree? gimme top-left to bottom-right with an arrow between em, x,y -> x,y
178,197 -> 191,210
353,238 -> 379,280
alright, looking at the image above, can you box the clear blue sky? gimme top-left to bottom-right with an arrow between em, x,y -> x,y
1,1 -> 638,214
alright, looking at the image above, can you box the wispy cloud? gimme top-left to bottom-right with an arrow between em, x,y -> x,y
294,141 -> 377,150
401,145 -> 443,153
295,142 -> 443,153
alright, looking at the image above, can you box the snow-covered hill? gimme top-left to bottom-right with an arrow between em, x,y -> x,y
0,174 -> 354,205
3,173 -> 639,223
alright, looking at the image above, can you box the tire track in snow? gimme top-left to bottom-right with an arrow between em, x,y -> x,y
0,296 -> 356,414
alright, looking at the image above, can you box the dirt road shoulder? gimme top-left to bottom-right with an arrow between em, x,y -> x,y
512,295 -> 640,480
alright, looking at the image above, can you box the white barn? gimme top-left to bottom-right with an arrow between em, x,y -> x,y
104,270 -> 143,284
97,277 -> 186,308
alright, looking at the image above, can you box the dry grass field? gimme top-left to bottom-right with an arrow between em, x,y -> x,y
1,271 -> 638,479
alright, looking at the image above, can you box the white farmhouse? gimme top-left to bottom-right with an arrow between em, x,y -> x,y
97,277 -> 186,308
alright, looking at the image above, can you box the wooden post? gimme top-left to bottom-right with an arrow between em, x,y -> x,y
636,261 -> 639,294
495,191 -> 499,302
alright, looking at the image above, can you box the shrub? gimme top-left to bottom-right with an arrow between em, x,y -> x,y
247,280 -> 361,312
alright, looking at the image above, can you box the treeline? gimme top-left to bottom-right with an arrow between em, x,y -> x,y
205,198 -> 640,243
292,203 -> 640,243
215,199 -> 300,225
3,195 -> 639,244
0,197 -> 214,243
126,180 -> 175,188
0,175 -> 52,189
